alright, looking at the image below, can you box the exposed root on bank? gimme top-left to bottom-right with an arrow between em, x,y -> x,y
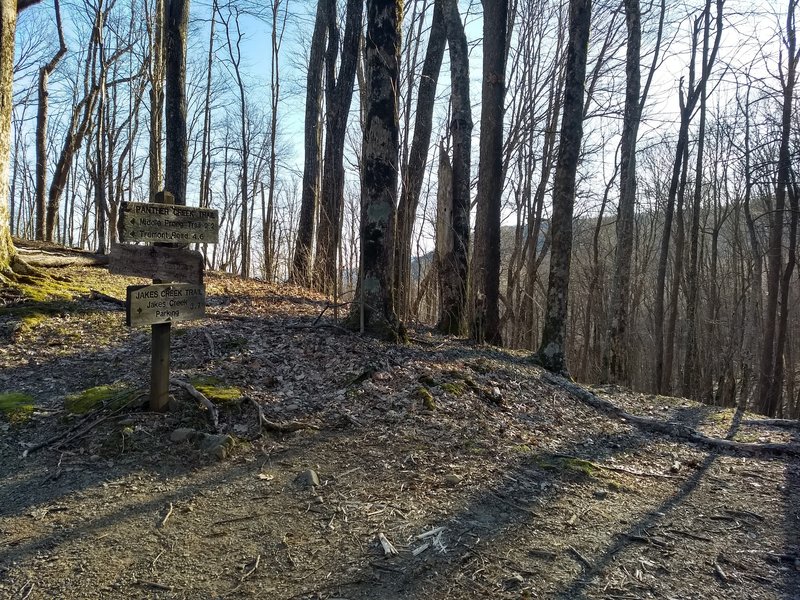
543,372 -> 800,457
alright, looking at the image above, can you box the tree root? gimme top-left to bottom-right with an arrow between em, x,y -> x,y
542,373 -> 800,457
245,396 -> 319,434
170,379 -> 220,432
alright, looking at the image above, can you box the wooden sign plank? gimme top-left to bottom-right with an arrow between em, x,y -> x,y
109,243 -> 204,285
120,201 -> 219,244
126,283 -> 206,327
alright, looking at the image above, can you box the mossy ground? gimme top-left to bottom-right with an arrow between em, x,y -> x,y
189,376 -> 242,403
0,392 -> 35,423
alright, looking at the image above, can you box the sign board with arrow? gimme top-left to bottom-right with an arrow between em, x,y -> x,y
126,283 -> 206,327
120,201 -> 219,244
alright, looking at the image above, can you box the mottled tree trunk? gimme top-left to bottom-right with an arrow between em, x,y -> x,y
314,0 -> 363,294
393,0 -> 445,317
348,0 -> 403,340
291,0 -> 330,286
0,0 -> 18,272
533,0 -> 592,375
471,0 -> 509,345
165,0 -> 188,206
437,0 -> 472,335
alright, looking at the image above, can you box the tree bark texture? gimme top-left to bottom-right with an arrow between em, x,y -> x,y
393,0 -> 446,317
348,0 -> 403,340
437,0 -> 472,334
291,0 -> 330,286
0,0 -> 17,272
165,0 -> 188,206
314,0 -> 363,294
533,0 -> 592,375
602,0 -> 640,384
471,0 -> 508,345
149,0 -> 166,201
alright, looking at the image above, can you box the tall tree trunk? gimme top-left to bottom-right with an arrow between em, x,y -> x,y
602,0 -> 645,383
471,0 -> 509,345
291,0 -> 330,286
165,0 -> 188,205
533,0 -> 592,375
149,0 -> 166,201
314,0 -> 363,294
393,0 -> 445,317
34,0 -> 66,240
348,0 -> 403,340
198,0 -> 216,212
437,0 -> 472,334
759,0 -> 799,416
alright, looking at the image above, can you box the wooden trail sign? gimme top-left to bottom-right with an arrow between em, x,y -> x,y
109,243 -> 204,285
126,283 -> 206,327
120,201 -> 219,244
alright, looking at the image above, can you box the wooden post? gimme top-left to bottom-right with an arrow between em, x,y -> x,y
150,190 -> 174,412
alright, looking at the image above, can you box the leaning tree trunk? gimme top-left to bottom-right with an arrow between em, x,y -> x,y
533,0 -> 592,375
291,0 -> 330,286
437,0 -> 472,334
348,0 -> 403,340
471,0 -> 509,345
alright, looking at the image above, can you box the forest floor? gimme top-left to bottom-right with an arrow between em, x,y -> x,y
0,259 -> 799,600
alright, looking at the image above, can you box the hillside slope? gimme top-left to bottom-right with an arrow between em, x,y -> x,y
0,264 -> 798,599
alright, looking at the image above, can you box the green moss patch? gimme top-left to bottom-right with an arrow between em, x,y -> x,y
65,383 -> 139,414
535,455 -> 600,478
0,392 -> 35,423
189,376 -> 242,404
440,381 -> 466,396
416,387 -> 436,411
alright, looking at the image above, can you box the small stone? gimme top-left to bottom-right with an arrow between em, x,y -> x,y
444,473 -> 462,486
504,574 -> 524,589
170,428 -> 197,443
313,495 -> 324,504
593,489 -> 608,500
295,469 -> 320,488
670,461 -> 682,473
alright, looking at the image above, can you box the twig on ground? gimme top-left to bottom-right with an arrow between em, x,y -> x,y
567,545 -> 593,571
170,379 -> 219,432
160,502 -> 174,528
245,396 -> 319,434
136,581 -> 173,592
89,289 -> 125,307
378,532 -> 398,556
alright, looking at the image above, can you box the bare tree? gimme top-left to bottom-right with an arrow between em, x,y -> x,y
533,0 -> 592,375
471,0 -> 509,345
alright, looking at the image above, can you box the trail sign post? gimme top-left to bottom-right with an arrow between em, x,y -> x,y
111,191 -> 219,412
120,201 -> 219,244
126,283 -> 206,327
